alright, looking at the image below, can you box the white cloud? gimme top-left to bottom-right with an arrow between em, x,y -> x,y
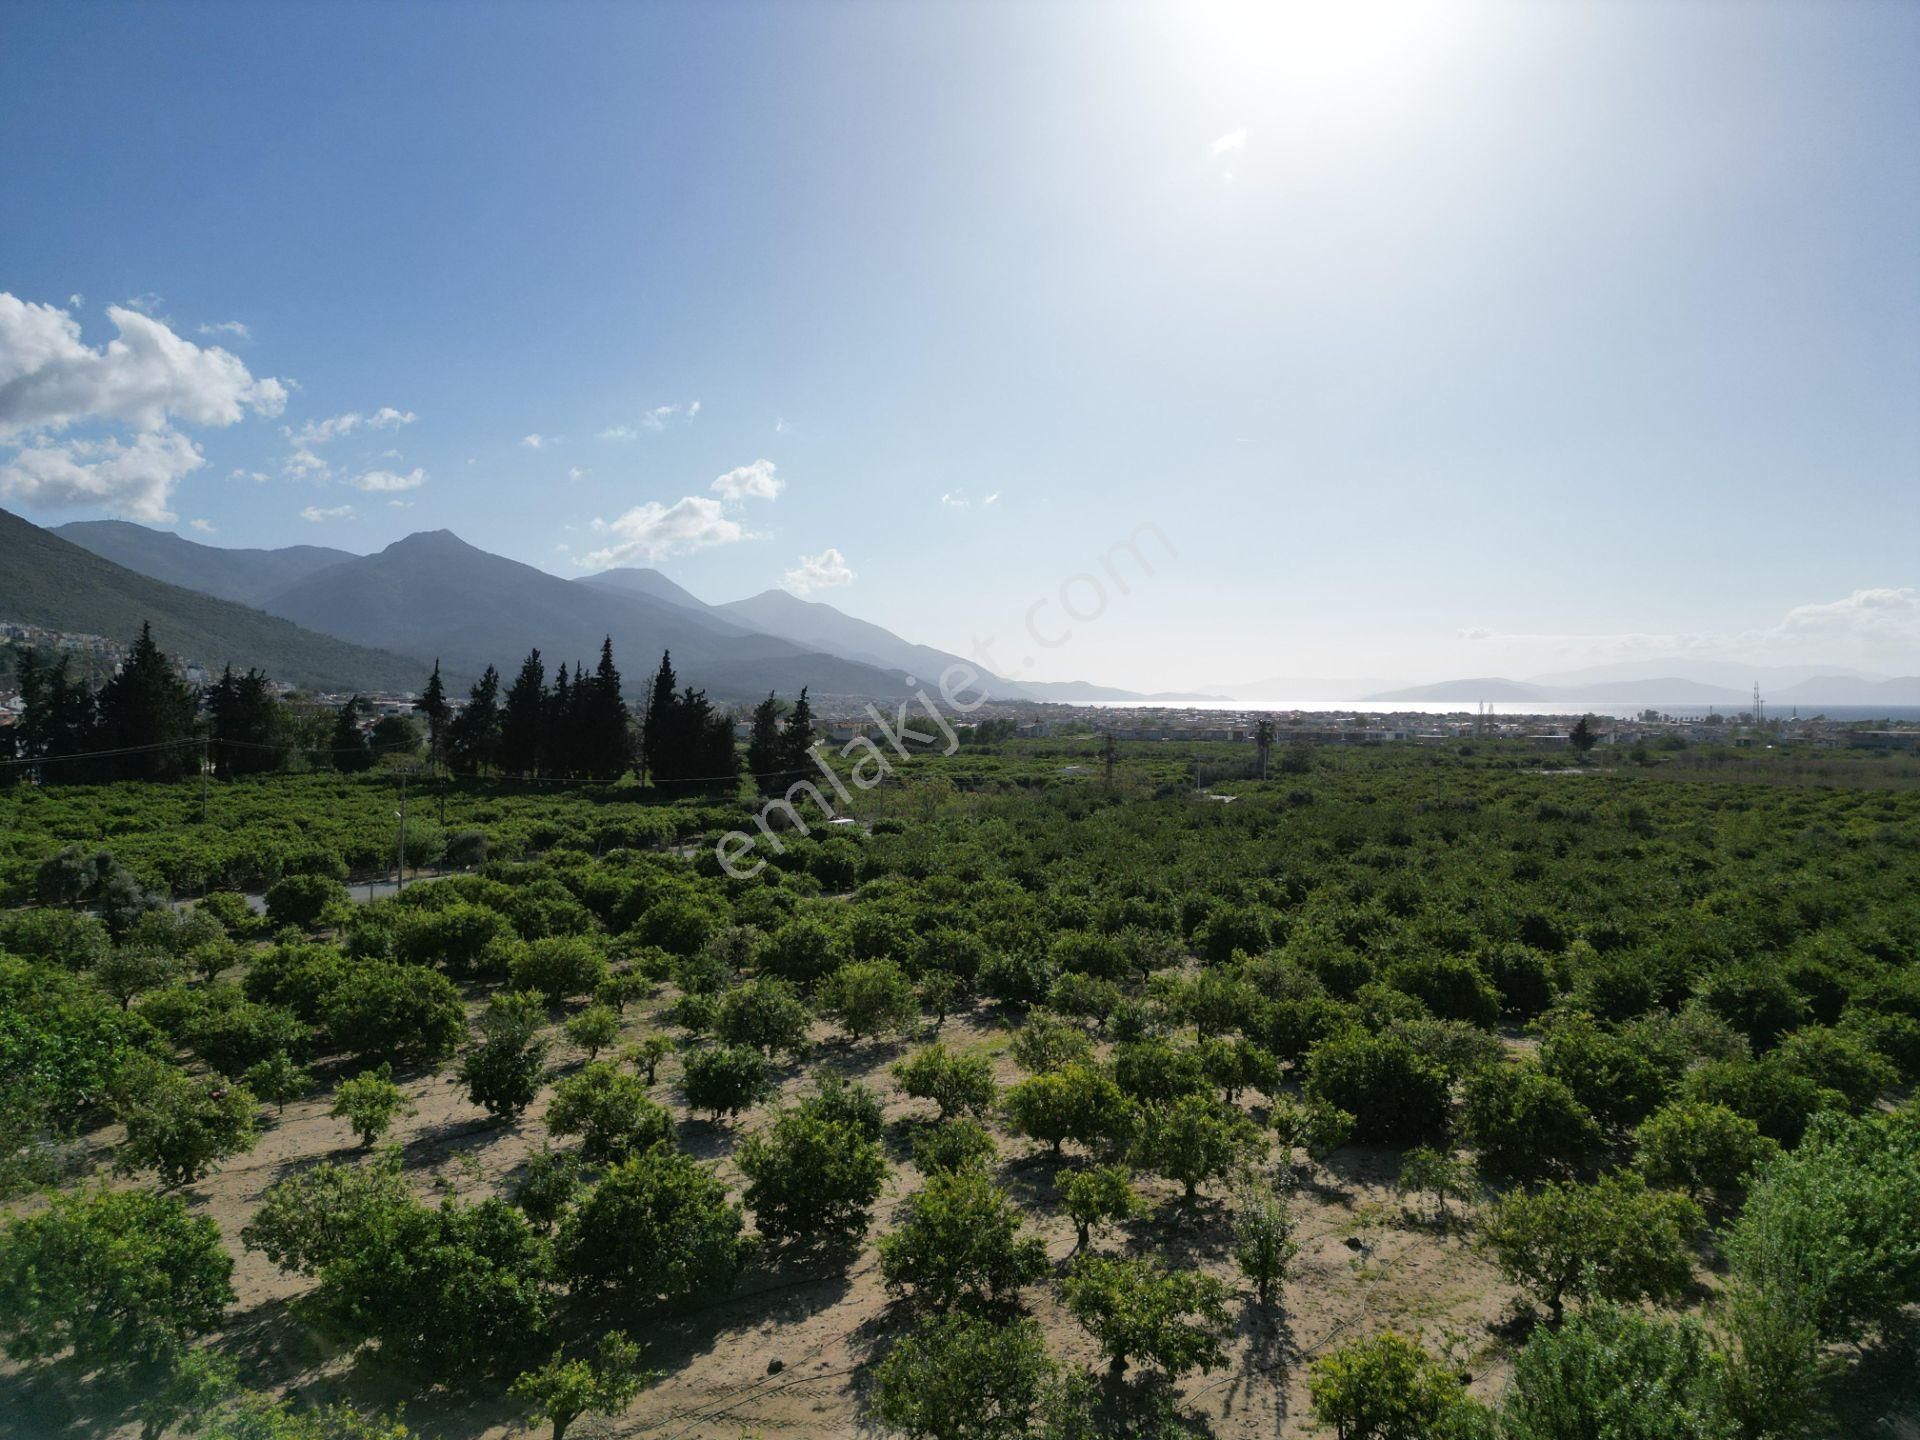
288,406 -> 415,446
66,293 -> 83,308
229,467 -> 270,483
580,496 -> 746,567
601,401 -> 701,439
387,499 -> 413,509
346,466 -> 427,493
299,504 -> 355,523
121,293 -> 164,316
773,417 -> 790,435
941,491 -> 969,510
198,320 -> 251,342
983,491 -> 1000,506
0,293 -> 286,439
283,445 -> 330,480
1209,127 -> 1248,156
521,433 -> 545,449
189,518 -> 216,533
710,458 -> 783,502
784,547 -> 855,594
0,427 -> 204,523
568,466 -> 586,482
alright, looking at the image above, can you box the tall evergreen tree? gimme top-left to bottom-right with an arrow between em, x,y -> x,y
207,665 -> 288,777
330,696 -> 373,773
583,636 -> 631,780
448,665 -> 501,774
782,687 -> 817,774
500,649 -> 546,777
93,623 -> 197,781
546,662 -> 574,778
416,661 -> 450,771
746,692 -> 784,792
640,650 -> 677,784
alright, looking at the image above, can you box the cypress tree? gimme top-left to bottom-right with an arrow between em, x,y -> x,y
93,623 -> 197,781
585,636 -> 631,780
416,661 -> 450,771
500,649 -> 546,777
449,665 -> 501,774
747,692 -> 783,792
330,696 -> 373,772
641,650 -> 677,784
782,687 -> 817,775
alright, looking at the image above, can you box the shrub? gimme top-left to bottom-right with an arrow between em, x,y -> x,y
265,874 -> 348,931
1232,1181 -> 1300,1307
1305,1031 -> 1450,1144
556,1149 -> 747,1305
511,1330 -> 654,1440
511,936 -> 610,1003
0,1187 -> 233,1374
1632,1101 -> 1779,1205
1539,1017 -> 1677,1129
1458,1062 -> 1601,1181
330,1066 -> 415,1148
760,915 -> 845,986
1135,1092 -> 1265,1202
877,1166 -> 1048,1310
894,1043 -> 997,1120
1061,1255 -> 1233,1378
1482,1172 -> 1701,1325
1009,1013 -> 1094,1074
819,958 -> 919,1040
714,976 -> 812,1057
397,902 -> 512,976
1059,1164 -> 1140,1252
186,996 -> 311,1076
911,1118 -> 998,1175
564,1003 -> 621,1061
680,1044 -> 772,1121
1307,1331 -> 1485,1440
1003,1064 -> 1135,1157
869,1313 -> 1060,1440
1387,955 -> 1500,1029
739,1106 -> 887,1247
324,963 -> 465,1067
1500,1307 -> 1725,1440
1770,1024 -> 1897,1110
114,1058 -> 259,1188
547,1062 -> 675,1162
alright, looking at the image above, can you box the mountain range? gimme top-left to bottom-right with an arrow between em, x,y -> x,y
0,508 -> 421,691
33,516 -> 1189,703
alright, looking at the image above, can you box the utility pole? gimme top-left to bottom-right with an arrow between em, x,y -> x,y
1254,718 -> 1274,780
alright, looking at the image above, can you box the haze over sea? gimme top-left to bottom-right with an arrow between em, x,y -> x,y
1082,700 -> 1920,722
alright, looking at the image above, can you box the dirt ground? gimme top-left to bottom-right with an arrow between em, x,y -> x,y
3,978 -> 1529,1440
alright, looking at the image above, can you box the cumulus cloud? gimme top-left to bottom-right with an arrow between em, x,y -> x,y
784,548 -> 855,594
710,459 -> 783,502
300,504 -> 355,523
580,496 -> 745,567
345,466 -> 427,493
521,433 -> 546,449
0,293 -> 286,439
0,428 -> 204,524
189,518 -> 216,533
288,406 -> 415,446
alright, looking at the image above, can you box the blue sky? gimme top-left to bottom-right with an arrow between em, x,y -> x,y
2,0 -> 1915,690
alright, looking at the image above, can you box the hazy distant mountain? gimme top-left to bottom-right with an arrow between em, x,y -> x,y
260,531 -> 915,701
1772,674 -> 1920,707
0,508 -> 420,691
1366,677 -> 1554,703
1217,676 -> 1392,701
1526,659 -> 1883,691
579,566 -> 731,619
55,520 -> 357,607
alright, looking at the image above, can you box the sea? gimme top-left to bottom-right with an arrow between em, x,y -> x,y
1077,699 -> 1920,723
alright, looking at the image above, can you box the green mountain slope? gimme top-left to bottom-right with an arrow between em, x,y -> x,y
54,519 -> 357,606
0,507 -> 424,692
